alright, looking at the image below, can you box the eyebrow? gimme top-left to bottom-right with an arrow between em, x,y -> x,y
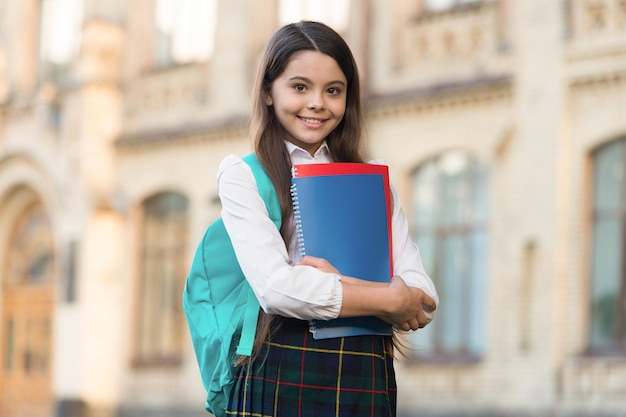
288,76 -> 346,87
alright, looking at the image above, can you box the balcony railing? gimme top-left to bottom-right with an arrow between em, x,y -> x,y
565,0 -> 626,82
123,63 -> 207,130
393,1 -> 510,89
566,0 -> 626,41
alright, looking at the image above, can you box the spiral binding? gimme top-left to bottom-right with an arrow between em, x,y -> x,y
290,181 -> 307,259
292,165 -> 318,336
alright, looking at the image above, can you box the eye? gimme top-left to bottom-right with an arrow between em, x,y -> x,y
327,87 -> 342,95
293,84 -> 306,92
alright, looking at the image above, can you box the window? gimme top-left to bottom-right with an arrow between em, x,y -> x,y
424,0 -> 485,12
154,0 -> 216,67
279,0 -> 351,33
39,0 -> 83,81
1,197 -> 55,409
135,192 -> 189,366
409,151 -> 488,360
589,138 -> 626,354
3,201 -> 54,286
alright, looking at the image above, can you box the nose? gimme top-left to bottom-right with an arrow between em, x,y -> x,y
307,92 -> 324,110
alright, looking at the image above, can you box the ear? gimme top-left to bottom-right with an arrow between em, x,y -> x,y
263,90 -> 273,106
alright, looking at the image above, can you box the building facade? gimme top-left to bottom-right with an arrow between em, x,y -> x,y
0,0 -> 625,416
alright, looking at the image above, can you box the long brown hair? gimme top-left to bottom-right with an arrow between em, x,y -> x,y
245,21 -> 369,361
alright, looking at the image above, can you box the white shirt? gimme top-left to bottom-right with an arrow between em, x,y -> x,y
217,141 -> 439,321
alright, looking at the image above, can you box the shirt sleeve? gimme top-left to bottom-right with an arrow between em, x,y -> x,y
217,154 -> 343,320
389,183 -> 440,309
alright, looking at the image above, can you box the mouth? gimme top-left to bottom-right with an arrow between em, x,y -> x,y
299,116 -> 326,126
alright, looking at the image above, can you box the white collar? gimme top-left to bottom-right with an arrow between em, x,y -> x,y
284,140 -> 330,159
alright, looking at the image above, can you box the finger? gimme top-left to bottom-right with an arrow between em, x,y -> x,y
297,256 -> 324,267
416,308 -> 434,328
423,309 -> 434,324
408,318 -> 420,331
422,293 -> 437,312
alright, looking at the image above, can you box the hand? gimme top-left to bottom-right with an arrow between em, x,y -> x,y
379,276 -> 436,331
296,256 -> 340,275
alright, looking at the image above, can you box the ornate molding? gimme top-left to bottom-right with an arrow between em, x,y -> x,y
364,74 -> 512,118
115,114 -> 249,151
569,68 -> 626,88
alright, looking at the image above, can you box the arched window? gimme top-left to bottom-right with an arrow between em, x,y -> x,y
589,137 -> 626,354
134,192 -> 189,366
1,197 -> 55,411
4,201 -> 54,286
409,150 -> 488,359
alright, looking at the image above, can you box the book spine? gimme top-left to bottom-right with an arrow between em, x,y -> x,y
291,176 -> 319,336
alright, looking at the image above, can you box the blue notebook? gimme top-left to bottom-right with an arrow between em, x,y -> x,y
291,163 -> 393,339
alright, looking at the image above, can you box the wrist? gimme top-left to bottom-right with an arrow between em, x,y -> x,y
378,286 -> 397,316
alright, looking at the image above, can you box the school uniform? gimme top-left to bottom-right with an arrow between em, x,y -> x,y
228,317 -> 396,417
217,142 -> 438,416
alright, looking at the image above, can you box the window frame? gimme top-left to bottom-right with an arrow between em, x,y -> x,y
587,137 -> 626,356
38,0 -> 83,82
132,191 -> 189,368
408,150 -> 488,362
152,0 -> 216,68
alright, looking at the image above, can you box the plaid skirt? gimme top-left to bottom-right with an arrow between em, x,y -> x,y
226,317 -> 397,417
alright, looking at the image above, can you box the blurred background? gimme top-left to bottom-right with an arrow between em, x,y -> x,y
0,0 -> 625,416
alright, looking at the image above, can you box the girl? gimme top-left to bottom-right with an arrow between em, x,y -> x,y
217,21 -> 438,417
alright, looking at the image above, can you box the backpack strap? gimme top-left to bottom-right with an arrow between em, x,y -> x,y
242,153 -> 281,229
236,153 -> 282,356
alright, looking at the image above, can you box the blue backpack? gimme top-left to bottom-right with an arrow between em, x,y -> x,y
182,154 -> 281,417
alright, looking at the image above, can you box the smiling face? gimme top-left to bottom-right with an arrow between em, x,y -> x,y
265,50 -> 347,156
